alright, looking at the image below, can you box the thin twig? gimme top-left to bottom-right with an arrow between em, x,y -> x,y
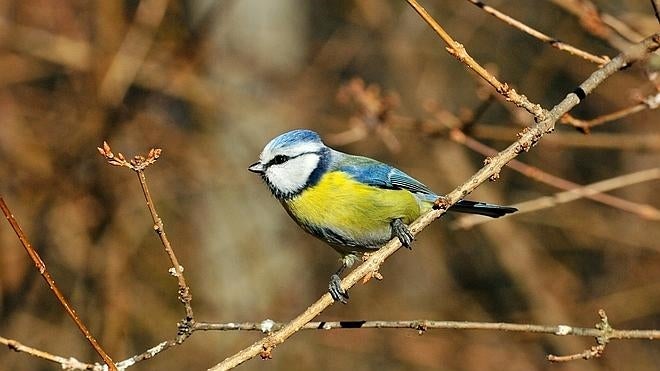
210,25 -> 660,371
0,335 -> 98,370
405,0 -> 547,119
193,318 -> 660,339
136,170 -> 195,334
97,143 -> 195,341
547,309 -> 611,362
561,92 -> 660,133
98,0 -> 170,105
449,130 -> 660,224
550,0 -> 643,49
0,198 -> 117,370
466,0 -> 609,65
413,103 -> 660,220
471,125 -> 660,151
453,167 -> 660,229
114,340 -> 177,370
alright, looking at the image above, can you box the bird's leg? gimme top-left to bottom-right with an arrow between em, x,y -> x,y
391,218 -> 413,249
329,261 -> 350,304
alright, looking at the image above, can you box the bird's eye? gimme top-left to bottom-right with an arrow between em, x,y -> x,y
271,155 -> 289,165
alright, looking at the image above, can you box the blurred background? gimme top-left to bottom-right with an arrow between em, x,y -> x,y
0,0 -> 659,370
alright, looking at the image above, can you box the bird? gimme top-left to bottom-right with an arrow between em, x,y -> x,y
248,129 -> 516,303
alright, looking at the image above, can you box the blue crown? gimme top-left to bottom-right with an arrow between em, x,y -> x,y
268,129 -> 322,150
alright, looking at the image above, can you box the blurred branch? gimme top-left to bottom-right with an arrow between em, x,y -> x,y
98,0 -> 169,106
549,0 -> 643,49
0,198 -> 117,370
449,129 -> 660,223
327,78 -> 402,151
561,92 -> 660,133
0,17 -> 216,106
210,24 -> 660,371
466,0 -> 609,65
0,18 -> 91,70
97,142 -> 195,342
471,125 -> 660,151
654,0 -> 660,25
454,167 -> 660,229
405,0 -> 547,119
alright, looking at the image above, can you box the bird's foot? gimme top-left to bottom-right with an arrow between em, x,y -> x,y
329,274 -> 349,304
391,218 -> 413,249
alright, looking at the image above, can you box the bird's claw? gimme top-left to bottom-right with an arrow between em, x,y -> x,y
391,218 -> 414,249
329,274 -> 349,304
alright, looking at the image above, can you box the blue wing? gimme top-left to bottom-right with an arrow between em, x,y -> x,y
333,152 -> 437,199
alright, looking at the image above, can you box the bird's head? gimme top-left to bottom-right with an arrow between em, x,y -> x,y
249,129 -> 330,199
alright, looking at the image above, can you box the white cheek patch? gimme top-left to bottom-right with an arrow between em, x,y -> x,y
265,153 -> 320,195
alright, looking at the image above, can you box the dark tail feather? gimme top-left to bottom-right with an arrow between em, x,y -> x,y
448,200 -> 517,218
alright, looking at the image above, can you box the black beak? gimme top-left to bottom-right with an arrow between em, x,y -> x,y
248,162 -> 264,174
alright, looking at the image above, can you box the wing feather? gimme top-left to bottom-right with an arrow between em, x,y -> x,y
333,152 -> 437,197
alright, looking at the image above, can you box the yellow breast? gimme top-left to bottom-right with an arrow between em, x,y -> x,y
282,171 -> 431,249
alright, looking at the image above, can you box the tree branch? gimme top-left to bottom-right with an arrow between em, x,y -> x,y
466,0 -> 609,65
405,0 -> 546,119
0,198 -> 117,370
97,143 -> 195,342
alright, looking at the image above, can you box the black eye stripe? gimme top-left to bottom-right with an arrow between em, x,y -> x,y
269,154 -> 289,166
265,152 -> 318,168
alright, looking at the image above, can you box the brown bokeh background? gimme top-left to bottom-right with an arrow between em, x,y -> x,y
1,1 -> 659,370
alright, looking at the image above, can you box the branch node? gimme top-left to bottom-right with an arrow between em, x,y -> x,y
176,316 -> 195,343
414,321 -> 428,335
169,265 -> 183,277
98,141 -> 162,171
362,270 -> 383,284
432,195 -> 452,210
595,309 -> 613,345
260,344 -> 274,360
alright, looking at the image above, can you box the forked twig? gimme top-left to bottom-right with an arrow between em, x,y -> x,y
453,167 -> 660,229
561,92 -> 660,133
448,130 -> 660,224
97,142 -> 195,341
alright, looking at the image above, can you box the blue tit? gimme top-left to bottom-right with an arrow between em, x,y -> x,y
249,129 -> 516,303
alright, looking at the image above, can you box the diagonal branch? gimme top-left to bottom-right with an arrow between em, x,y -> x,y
561,92 -> 660,133
98,0 -> 170,106
465,0 -> 609,65
0,198 -> 117,370
405,0 -> 546,119
449,130 -> 660,222
97,143 -> 195,341
453,167 -> 660,230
